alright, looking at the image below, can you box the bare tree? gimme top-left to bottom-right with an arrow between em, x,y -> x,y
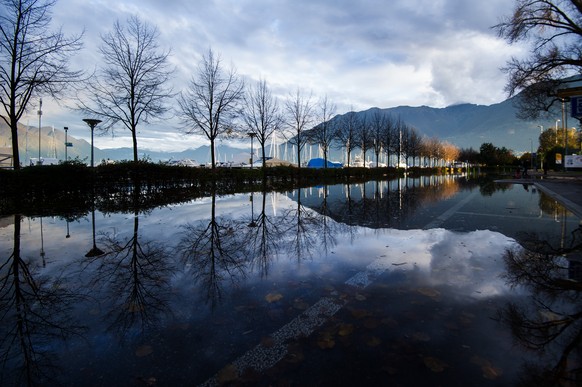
78,16 -> 173,163
242,79 -> 282,171
380,113 -> 396,167
357,115 -> 373,167
308,94 -> 336,168
0,0 -> 83,169
334,109 -> 359,167
284,88 -> 314,168
178,48 -> 243,169
404,127 -> 423,167
370,109 -> 388,167
495,0 -> 582,119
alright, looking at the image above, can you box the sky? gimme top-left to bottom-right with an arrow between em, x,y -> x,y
27,0 -> 526,152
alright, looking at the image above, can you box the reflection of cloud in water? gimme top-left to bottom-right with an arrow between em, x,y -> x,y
338,227 -> 519,299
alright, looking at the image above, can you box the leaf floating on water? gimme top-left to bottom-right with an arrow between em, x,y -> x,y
470,355 -> 502,380
135,345 -> 153,357
412,332 -> 431,342
260,336 -> 275,348
365,336 -> 382,347
417,287 -> 441,298
217,364 -> 238,384
265,292 -> 283,303
293,298 -> 309,310
482,364 -> 503,380
285,343 -> 304,364
423,356 -> 447,372
350,308 -> 372,319
363,318 -> 380,330
355,294 -> 367,301
338,323 -> 354,337
317,332 -> 335,349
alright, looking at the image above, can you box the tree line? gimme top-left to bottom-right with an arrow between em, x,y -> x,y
3,1 -> 582,172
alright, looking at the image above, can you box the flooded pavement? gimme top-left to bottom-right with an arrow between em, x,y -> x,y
1,175 -> 581,386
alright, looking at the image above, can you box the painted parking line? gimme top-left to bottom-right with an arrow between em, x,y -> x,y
199,250 -> 406,386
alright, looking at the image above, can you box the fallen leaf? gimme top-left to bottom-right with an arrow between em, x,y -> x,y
217,364 -> 238,384
317,332 -> 335,349
423,356 -> 447,372
260,336 -> 275,348
285,343 -> 304,364
293,299 -> 309,310
482,364 -> 503,380
412,332 -> 431,342
363,318 -> 380,329
350,308 -> 372,319
365,336 -> 382,347
417,287 -> 441,298
338,324 -> 354,336
265,292 -> 283,303
135,345 -> 153,357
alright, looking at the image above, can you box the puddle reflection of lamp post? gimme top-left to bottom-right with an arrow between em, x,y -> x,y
247,132 -> 256,168
85,208 -> 104,257
248,192 -> 257,227
83,118 -> 101,167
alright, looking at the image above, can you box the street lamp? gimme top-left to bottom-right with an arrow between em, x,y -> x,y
537,125 -> 544,171
247,132 -> 256,169
64,126 -> 69,161
83,118 -> 101,167
37,98 -> 42,164
555,119 -> 561,144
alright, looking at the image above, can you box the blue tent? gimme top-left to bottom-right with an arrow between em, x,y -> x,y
307,158 -> 343,169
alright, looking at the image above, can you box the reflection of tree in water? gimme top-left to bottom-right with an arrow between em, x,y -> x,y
310,176 -> 462,229
280,187 -> 323,262
83,186 -> 173,339
243,188 -> 284,278
176,189 -> 248,308
0,215 -> 85,386
499,228 -> 582,385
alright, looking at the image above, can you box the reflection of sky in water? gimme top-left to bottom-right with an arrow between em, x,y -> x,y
0,179 -> 580,386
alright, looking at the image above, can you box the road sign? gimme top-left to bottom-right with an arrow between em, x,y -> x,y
65,142 -> 73,147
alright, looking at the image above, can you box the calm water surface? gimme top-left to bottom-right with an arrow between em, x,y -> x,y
1,175 -> 581,386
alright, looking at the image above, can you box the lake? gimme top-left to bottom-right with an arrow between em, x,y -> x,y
1,174 -> 581,386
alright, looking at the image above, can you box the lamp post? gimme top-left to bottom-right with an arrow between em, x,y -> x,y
64,126 -> 69,161
530,138 -> 533,170
537,125 -> 543,171
37,98 -> 42,164
247,132 -> 256,169
83,119 -> 101,167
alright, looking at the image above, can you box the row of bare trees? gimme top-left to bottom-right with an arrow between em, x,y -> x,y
0,0 -> 457,171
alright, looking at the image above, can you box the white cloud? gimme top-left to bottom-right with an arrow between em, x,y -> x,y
39,0 -> 525,151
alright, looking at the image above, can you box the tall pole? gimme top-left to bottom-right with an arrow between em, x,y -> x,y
562,98 -> 567,171
83,119 -> 101,167
538,125 -> 543,171
247,132 -> 256,169
37,98 -> 42,164
64,126 -> 68,161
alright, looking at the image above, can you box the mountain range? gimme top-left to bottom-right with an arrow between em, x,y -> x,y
0,95 -> 569,166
